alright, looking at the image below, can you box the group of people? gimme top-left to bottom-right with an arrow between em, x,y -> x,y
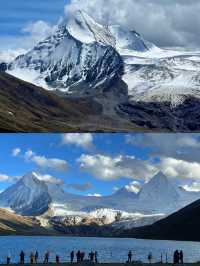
7,250 -> 98,264
173,250 -> 184,264
5,249 -> 184,264
127,250 -> 183,264
70,250 -> 98,263
19,251 -> 39,264
127,251 -> 153,264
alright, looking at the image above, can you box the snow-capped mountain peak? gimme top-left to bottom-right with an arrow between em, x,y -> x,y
20,171 -> 42,186
0,172 -> 51,215
138,172 -> 180,213
139,171 -> 179,198
9,11 -> 123,93
67,10 -> 116,47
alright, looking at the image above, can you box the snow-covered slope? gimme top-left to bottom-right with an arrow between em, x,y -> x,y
137,172 -> 179,213
7,10 -> 154,96
123,51 -> 200,107
0,172 -> 51,215
6,10 -> 200,108
8,11 -> 123,94
1,170 -> 200,230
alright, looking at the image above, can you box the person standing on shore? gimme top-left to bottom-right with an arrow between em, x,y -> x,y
7,252 -> 11,265
128,251 -> 132,263
20,250 -> 25,264
89,251 -> 95,262
44,251 -> 49,263
35,251 -> 38,263
179,250 -> 183,264
173,250 -> 179,264
30,252 -> 34,264
76,250 -> 81,263
148,252 -> 152,264
70,251 -> 74,263
95,251 -> 98,263
56,255 -> 60,264
80,252 -> 85,262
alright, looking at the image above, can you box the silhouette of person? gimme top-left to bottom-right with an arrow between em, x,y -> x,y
56,255 -> 60,264
76,250 -> 81,263
80,252 -> 85,262
70,251 -> 74,263
173,250 -> 179,264
89,251 -> 95,262
30,252 -> 34,264
128,251 -> 132,263
44,251 -> 49,263
7,252 -> 11,265
179,250 -> 183,264
161,253 -> 163,263
35,251 -> 38,263
20,251 -> 25,264
148,252 -> 152,264
95,251 -> 98,263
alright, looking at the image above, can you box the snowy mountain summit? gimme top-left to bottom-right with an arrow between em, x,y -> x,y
0,172 -> 51,215
6,9 -> 200,126
8,11 -> 154,95
137,172 -> 180,213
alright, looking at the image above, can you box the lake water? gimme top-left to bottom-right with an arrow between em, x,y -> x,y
0,236 -> 200,264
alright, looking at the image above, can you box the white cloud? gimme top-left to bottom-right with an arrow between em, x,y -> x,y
159,157 -> 200,180
0,174 -> 12,182
87,193 -> 102,197
22,20 -> 55,44
0,49 -> 26,63
24,149 -> 35,160
12,148 -> 21,157
62,133 -> 93,149
31,155 -> 68,171
125,181 -> 142,193
33,172 -> 63,185
126,134 -> 200,163
65,0 -> 200,48
78,154 -> 157,181
23,149 -> 68,171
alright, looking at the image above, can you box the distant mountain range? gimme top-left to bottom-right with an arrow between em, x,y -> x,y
0,171 -> 199,231
0,171 -> 200,239
1,10 -> 200,131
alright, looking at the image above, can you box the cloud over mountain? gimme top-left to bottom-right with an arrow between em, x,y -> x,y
65,0 -> 200,48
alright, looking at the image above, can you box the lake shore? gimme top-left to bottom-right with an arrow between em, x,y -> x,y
1,263 -> 200,266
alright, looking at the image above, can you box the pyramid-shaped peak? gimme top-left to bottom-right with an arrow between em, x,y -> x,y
67,10 -> 116,46
150,171 -> 169,183
139,171 -> 179,203
21,171 -> 44,186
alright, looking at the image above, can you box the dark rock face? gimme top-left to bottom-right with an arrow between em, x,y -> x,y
117,97 -> 200,132
120,199 -> 200,241
10,27 -> 124,96
0,63 -> 7,72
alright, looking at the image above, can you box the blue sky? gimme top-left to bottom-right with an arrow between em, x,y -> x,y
0,134 -> 147,195
1,133 -> 200,196
0,0 -> 67,37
